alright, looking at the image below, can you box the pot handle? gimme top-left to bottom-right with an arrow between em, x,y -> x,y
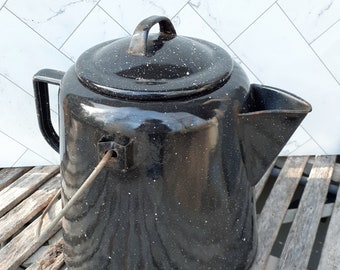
33,69 -> 65,153
128,15 -> 176,56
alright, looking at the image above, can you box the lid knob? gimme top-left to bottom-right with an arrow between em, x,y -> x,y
128,16 -> 177,56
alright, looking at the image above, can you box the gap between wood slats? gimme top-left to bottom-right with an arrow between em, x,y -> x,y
0,167 -> 32,192
278,155 -> 336,270
0,166 -> 59,217
0,200 -> 62,270
318,170 -> 340,270
255,158 -> 277,201
0,174 -> 61,243
250,156 -> 310,270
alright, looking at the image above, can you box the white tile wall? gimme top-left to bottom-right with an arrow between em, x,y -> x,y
60,6 -> 129,61
312,19 -> 340,83
230,4 -> 340,155
0,0 -> 340,167
278,0 -> 340,43
6,0 -> 100,48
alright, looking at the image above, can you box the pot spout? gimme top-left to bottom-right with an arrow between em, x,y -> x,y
238,84 -> 312,186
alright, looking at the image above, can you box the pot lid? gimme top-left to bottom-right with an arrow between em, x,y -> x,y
75,16 -> 233,100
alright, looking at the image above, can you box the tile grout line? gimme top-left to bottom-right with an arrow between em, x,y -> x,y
288,138 -> 318,156
309,17 -> 340,45
58,0 -> 101,50
276,2 -> 340,87
0,73 -> 59,115
97,4 -> 131,36
4,7 -> 75,64
287,137 -> 313,156
171,0 -> 191,21
188,2 -> 329,155
234,60 -> 263,84
1,1 -> 334,159
1,0 -> 8,9
0,130 -> 55,165
187,2 -> 231,47
227,0 -> 279,47
298,125 -> 328,155
11,148 -> 29,167
187,2 -> 263,83
0,73 -> 35,99
0,74 -> 59,159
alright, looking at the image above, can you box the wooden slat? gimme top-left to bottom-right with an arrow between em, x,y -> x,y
250,156 -> 309,270
0,155 -> 337,269
276,157 -> 340,183
255,158 -> 277,201
318,175 -> 340,269
0,166 -> 59,217
307,157 -> 340,183
279,155 -> 336,269
0,167 -> 32,191
331,163 -> 340,182
0,200 -> 62,270
0,174 -> 61,243
26,237 -> 65,270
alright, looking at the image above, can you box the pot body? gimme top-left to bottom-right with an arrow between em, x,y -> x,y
59,62 -> 257,270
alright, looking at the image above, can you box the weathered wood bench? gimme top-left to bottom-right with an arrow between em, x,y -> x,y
0,155 -> 339,270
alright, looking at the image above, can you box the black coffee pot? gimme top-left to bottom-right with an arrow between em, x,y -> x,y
33,16 -> 311,269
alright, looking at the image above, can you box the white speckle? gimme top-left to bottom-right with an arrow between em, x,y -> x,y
128,192 -> 131,195
205,220 -> 208,223
108,256 -> 112,260
242,238 -> 246,241
186,71 -> 190,75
